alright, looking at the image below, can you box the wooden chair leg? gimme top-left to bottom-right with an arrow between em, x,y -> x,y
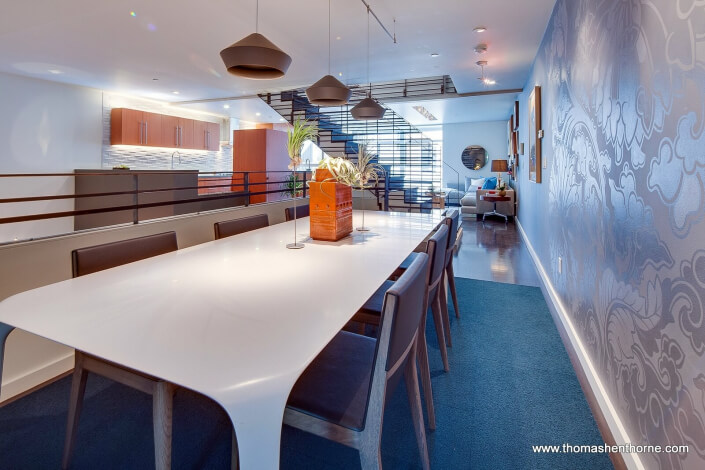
447,263 -> 460,318
431,291 -> 450,372
440,276 -> 453,348
231,430 -> 239,470
358,447 -> 382,470
153,381 -> 175,470
405,342 -> 431,470
416,314 -> 436,430
62,353 -> 89,470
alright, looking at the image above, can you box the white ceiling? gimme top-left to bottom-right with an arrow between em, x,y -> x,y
178,97 -> 288,123
0,0 -> 556,108
387,93 -> 519,127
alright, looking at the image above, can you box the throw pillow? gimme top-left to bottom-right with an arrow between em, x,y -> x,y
482,177 -> 497,189
471,177 -> 485,189
465,176 -> 486,191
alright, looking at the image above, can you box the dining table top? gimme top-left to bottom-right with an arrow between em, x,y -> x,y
0,209 -> 443,469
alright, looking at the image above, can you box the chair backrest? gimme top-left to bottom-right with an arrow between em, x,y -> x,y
425,224 -> 449,288
214,213 -> 269,239
380,253 -> 430,371
443,209 -> 460,255
71,231 -> 178,278
285,204 -> 310,221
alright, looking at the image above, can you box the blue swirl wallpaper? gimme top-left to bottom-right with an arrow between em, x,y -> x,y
515,1 -> 705,468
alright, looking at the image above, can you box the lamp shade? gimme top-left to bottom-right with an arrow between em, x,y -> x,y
491,159 -> 508,172
220,33 -> 292,79
350,97 -> 386,120
306,75 -> 352,106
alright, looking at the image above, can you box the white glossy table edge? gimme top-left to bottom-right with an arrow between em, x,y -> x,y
0,210 -> 443,469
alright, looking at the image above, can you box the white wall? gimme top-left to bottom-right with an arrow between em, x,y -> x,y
0,72 -> 105,400
0,72 -> 104,242
442,120 -> 508,189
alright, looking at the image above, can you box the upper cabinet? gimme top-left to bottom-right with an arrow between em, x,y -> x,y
194,121 -> 221,151
111,108 -> 219,151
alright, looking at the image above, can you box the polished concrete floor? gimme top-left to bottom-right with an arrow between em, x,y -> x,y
452,215 -> 540,287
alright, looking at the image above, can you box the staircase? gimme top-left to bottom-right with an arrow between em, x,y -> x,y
261,87 -> 441,212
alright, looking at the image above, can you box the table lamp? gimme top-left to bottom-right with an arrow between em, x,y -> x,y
491,159 -> 508,186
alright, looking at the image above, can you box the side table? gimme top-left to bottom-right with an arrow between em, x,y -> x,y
480,194 -> 511,222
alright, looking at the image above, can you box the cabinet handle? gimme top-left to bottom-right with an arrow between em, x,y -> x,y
206,130 -> 209,149
145,122 -> 148,144
179,126 -> 182,147
175,127 -> 178,146
139,122 -> 143,144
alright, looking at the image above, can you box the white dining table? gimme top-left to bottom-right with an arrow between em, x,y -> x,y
0,210 -> 442,469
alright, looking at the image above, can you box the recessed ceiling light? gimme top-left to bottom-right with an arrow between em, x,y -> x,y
280,118 -> 286,122
430,53 -> 440,58
152,78 -> 159,81
172,91 -> 180,94
338,72 -> 343,76
483,78 -> 496,85
473,26 -> 487,33
48,69 -> 62,74
413,105 -> 437,121
256,112 -> 261,116
223,104 -> 230,109
130,11 -> 137,17
336,36 -> 341,40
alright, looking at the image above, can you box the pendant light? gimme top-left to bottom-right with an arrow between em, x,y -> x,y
306,0 -> 351,105
220,0 -> 292,79
351,7 -> 385,120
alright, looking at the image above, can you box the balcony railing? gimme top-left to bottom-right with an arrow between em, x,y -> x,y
0,170 -> 430,244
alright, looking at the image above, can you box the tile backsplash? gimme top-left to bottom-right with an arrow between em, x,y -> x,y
101,94 -> 232,173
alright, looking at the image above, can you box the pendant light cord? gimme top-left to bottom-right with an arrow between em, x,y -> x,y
328,0 -> 331,75
256,0 -> 259,33
367,7 -> 371,97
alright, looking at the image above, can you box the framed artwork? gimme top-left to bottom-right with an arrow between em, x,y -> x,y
528,85 -> 542,183
513,101 -> 519,130
508,117 -> 514,156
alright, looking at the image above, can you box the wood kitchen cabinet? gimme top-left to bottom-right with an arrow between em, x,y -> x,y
232,129 -> 289,204
207,122 -> 220,150
194,121 -> 221,150
111,108 -> 219,151
162,115 -> 194,149
110,108 -> 162,146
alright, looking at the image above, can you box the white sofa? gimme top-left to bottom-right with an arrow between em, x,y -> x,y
460,189 -> 515,218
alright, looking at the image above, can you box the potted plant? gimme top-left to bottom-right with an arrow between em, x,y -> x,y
497,180 -> 508,197
285,118 -> 318,249
351,143 -> 383,231
308,155 -> 355,241
281,173 -> 304,198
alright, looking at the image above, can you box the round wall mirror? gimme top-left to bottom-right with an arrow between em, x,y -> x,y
461,146 -> 488,170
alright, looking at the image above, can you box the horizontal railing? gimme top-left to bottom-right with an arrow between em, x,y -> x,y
0,170 -> 444,244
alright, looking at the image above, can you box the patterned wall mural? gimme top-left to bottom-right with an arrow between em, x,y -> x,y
516,1 -> 705,468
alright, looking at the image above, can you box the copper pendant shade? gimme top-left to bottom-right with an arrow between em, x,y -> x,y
306,0 -> 350,106
350,96 -> 386,120
351,7 -> 385,120
220,32 -> 292,79
306,75 -> 352,106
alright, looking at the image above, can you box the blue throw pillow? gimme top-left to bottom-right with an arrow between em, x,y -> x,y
482,177 -> 497,189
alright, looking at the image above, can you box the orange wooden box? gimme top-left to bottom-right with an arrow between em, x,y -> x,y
309,169 -> 353,241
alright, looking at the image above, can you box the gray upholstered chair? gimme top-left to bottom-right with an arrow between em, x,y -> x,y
284,204 -> 310,221
63,232 -> 178,470
214,213 -> 269,239
352,223 -> 450,431
443,209 -> 461,319
284,253 -> 431,470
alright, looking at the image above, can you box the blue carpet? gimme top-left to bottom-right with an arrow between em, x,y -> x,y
0,278 -> 611,469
